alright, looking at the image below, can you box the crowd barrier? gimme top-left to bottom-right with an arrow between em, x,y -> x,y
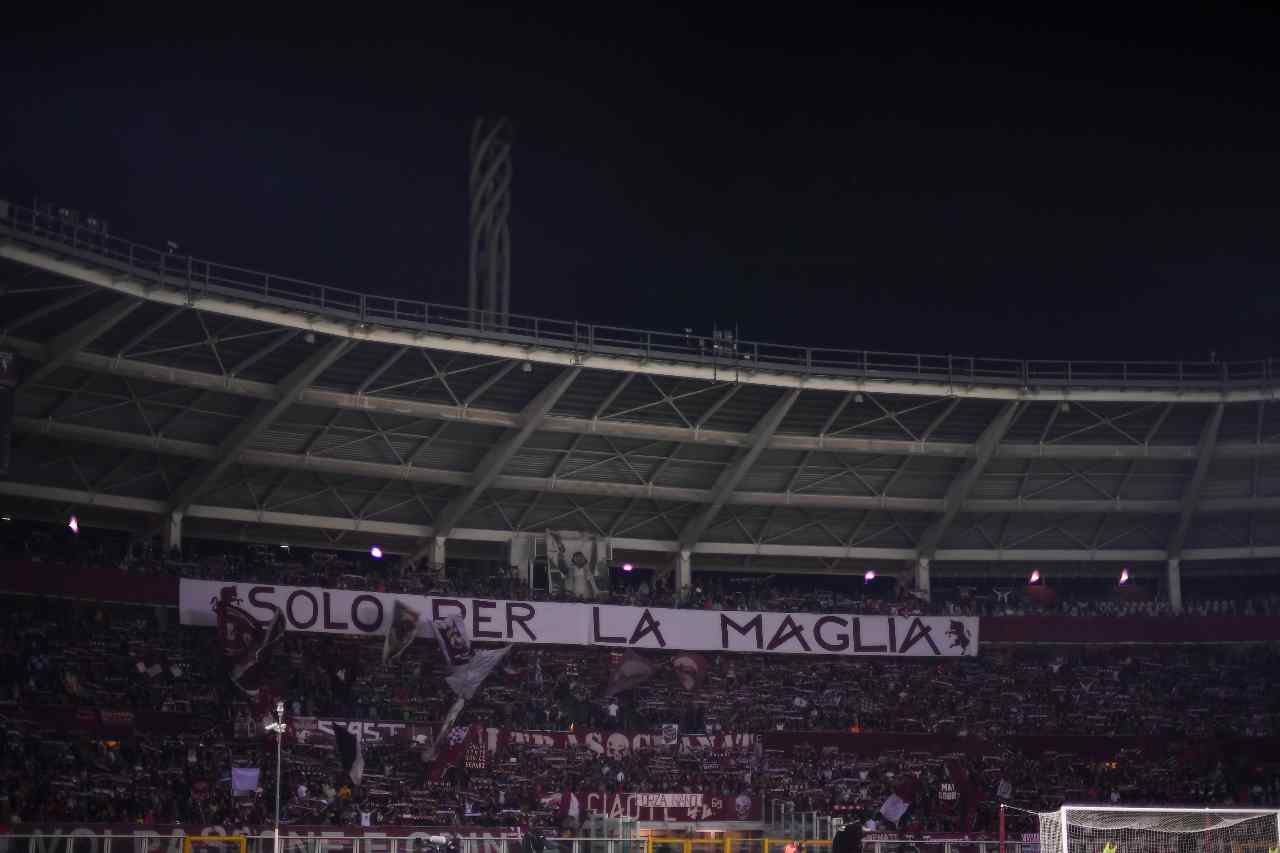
0,837 -> 1030,853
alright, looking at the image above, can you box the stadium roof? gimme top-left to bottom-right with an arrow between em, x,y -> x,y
3,202 -> 1280,578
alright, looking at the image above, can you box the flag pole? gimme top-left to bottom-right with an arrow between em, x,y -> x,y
431,696 -> 468,756
266,700 -> 287,853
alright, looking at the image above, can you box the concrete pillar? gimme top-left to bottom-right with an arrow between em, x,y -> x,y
1167,557 -> 1183,613
163,511 -> 183,555
914,557 -> 932,602
675,549 -> 693,600
428,537 -> 447,572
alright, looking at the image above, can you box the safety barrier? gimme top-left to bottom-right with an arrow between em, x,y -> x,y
2,200 -> 1274,389
0,836 -> 1038,853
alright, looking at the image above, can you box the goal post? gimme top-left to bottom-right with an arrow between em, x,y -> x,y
183,836 -> 248,853
1041,806 -> 1280,853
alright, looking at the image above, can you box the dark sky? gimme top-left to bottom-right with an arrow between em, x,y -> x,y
3,6 -> 1279,362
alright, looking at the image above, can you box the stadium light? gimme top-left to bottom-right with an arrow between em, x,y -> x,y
68,514 -> 79,534
1028,569 -> 1041,584
1119,568 -> 1131,585
1,515 -> 11,522
864,570 -> 876,582
370,546 -> 384,559
621,563 -> 634,572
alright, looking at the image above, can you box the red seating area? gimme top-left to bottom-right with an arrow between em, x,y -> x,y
2,592 -> 1280,833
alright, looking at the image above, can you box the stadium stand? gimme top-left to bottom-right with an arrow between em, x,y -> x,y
2,584 -> 1280,833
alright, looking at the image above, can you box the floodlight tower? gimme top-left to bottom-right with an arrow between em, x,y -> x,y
468,116 -> 513,327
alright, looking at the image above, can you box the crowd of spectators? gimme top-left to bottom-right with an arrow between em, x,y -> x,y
6,518 -> 1280,619
3,592 -> 1280,832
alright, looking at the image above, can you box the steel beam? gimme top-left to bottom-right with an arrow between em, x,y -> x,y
9,334 -> 1280,462
18,415 -> 1280,516
1167,403 -> 1226,559
401,366 -> 581,565
7,478 -> 1280,564
6,240 -> 1280,402
168,337 -> 354,513
916,401 -> 1024,558
677,389 -> 800,550
18,298 -> 142,389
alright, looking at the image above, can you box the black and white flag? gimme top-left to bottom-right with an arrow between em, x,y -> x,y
433,614 -> 511,699
383,600 -> 421,664
334,724 -> 364,785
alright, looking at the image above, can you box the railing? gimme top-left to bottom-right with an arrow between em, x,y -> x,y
0,836 -> 1028,853
1,200 -> 1275,389
767,801 -> 834,841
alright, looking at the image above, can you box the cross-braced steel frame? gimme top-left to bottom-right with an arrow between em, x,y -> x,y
3,202 -> 1280,602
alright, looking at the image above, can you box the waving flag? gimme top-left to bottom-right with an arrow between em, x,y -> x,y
334,724 -> 364,785
383,600 -> 421,664
214,587 -> 285,697
607,649 -> 657,696
446,646 -> 512,699
433,614 -> 511,699
671,652 -> 709,690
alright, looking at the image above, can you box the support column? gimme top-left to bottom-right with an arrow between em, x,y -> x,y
674,549 -> 692,601
163,511 -> 183,556
1167,557 -> 1183,614
427,537 -> 447,573
914,557 -> 931,602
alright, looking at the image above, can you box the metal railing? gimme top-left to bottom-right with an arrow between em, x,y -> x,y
1,200 -> 1275,389
767,801 -> 834,841
0,836 -> 1027,853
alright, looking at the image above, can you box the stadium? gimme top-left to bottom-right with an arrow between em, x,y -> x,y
2,190 -> 1280,853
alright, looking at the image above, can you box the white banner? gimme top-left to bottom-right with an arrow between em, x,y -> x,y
179,578 -> 978,658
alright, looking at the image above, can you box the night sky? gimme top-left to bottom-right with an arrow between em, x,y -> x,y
3,7 -> 1278,362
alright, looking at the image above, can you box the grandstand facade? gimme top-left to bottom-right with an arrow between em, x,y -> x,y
3,201 -> 1280,607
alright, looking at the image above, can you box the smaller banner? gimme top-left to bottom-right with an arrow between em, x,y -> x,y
11,826 -> 522,853
553,790 -> 762,822
494,727 -> 755,757
291,716 -> 434,746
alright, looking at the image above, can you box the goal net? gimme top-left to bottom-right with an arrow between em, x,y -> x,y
1040,807 -> 1280,853
183,837 -> 247,853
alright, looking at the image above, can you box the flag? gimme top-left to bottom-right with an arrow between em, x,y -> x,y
946,759 -> 977,831
427,702 -> 474,781
879,793 -> 910,825
230,767 -> 260,795
433,614 -> 474,667
215,588 -> 286,697
334,724 -> 364,785
541,789 -> 580,822
383,600 -> 420,664
671,652 -> 709,690
433,614 -> 512,699
445,646 -> 512,699
607,649 -> 657,696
